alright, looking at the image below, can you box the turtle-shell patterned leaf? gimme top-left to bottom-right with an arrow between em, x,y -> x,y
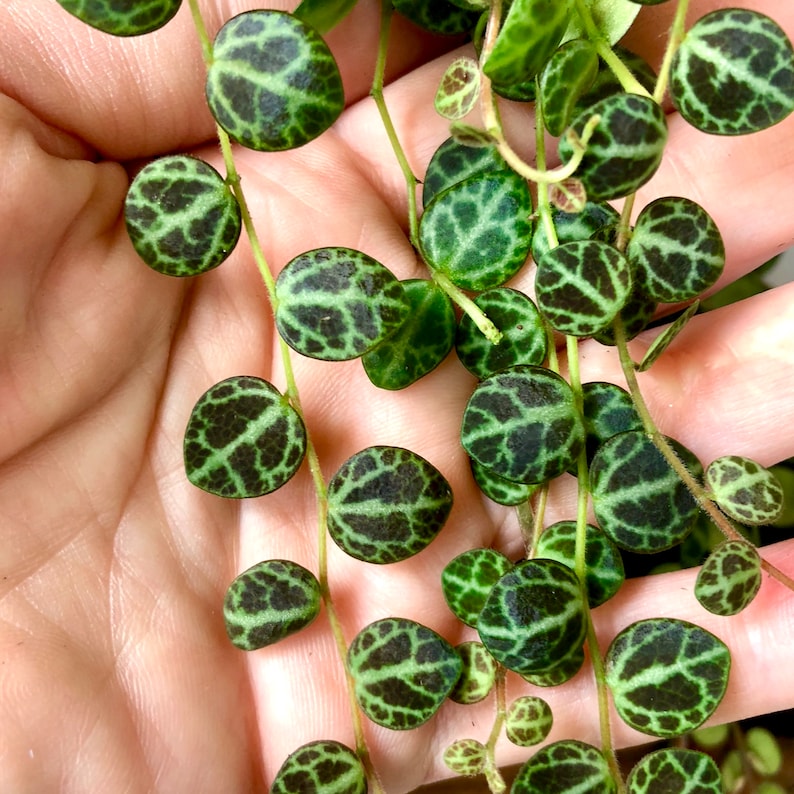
448,641 -> 498,704
223,559 -> 321,650
441,548 -> 514,627
695,540 -> 762,616
206,10 -> 344,152
705,455 -> 784,525
531,200 -> 620,263
184,376 -> 307,498
125,155 -> 241,277
470,458 -> 538,506
327,446 -> 453,564
271,740 -> 367,794
670,9 -> 794,135
434,56 -> 481,121
606,618 -> 731,738
391,0 -> 480,34
519,645 -> 585,688
347,617 -> 462,730
275,247 -> 410,361
581,381 -> 643,463
512,740 -> 616,794
505,695 -> 553,747
443,739 -> 486,778
626,748 -> 722,794
56,0 -> 181,35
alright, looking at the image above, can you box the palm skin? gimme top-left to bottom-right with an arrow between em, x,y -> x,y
1,1 -> 794,792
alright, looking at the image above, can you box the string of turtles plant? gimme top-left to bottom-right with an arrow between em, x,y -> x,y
54,0 -> 794,791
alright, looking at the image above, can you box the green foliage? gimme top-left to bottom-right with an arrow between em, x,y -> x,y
519,645 -> 585,688
455,288 -> 547,379
531,200 -> 620,263
271,739 -> 367,794
625,748 -> 722,794
419,171 -> 533,291
605,618 -> 731,737
441,548 -> 513,627
477,559 -> 586,675
670,9 -> 794,135
470,458 -> 539,506
745,726 -> 784,776
275,247 -> 410,361
637,301 -> 700,372
448,641 -> 498,704
705,455 -> 785,525
347,618 -> 463,729
511,740 -> 616,793
581,381 -> 643,463
293,0 -> 359,34
535,239 -> 633,336
223,560 -> 321,650
435,57 -> 481,120
55,0 -> 181,35
590,431 -> 703,552
594,291 -> 658,345
206,10 -> 344,151
443,738 -> 486,777
563,0 -> 642,44
183,376 -> 306,498
628,197 -> 725,303
124,155 -> 241,277
326,446 -> 453,563
390,0 -> 479,35
540,39 -> 599,136
695,540 -> 762,615
558,93 -> 668,200
504,696 -> 553,747
462,366 -> 585,484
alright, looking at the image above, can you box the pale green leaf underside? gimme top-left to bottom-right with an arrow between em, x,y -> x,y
637,302 -> 699,373
293,0 -> 359,34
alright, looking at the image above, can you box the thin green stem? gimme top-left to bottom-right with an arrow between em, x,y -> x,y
483,669 -> 508,794
533,79 -> 559,251
653,0 -> 691,104
431,271 -> 503,344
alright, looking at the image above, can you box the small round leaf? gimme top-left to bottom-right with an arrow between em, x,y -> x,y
695,540 -> 762,616
512,740 -> 616,794
441,548 -> 514,627
505,696 -> 553,747
271,740 -> 366,794
448,641 -> 498,704
435,56 -> 481,120
443,739 -> 486,777
391,0 -> 479,35
626,748 -> 721,794
705,455 -> 785,525
56,0 -> 182,36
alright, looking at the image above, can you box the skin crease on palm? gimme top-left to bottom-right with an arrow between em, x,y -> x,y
1,0 -> 794,791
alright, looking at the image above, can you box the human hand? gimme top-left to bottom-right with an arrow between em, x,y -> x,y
1,1 -> 793,792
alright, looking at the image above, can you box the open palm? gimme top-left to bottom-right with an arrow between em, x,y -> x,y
2,1 -> 794,792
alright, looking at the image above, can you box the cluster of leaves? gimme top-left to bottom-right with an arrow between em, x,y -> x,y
55,0 -> 794,792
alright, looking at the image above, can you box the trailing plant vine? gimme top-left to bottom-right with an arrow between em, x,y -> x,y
54,0 -> 794,791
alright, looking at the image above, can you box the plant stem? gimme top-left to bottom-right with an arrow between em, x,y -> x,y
431,271 -> 502,344
653,0 -> 691,104
483,669 -> 508,794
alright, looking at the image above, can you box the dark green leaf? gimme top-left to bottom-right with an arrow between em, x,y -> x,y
223,559 -> 320,650
695,540 -> 762,616
590,431 -> 702,553
581,381 -> 643,463
206,10 -> 344,151
275,247 -> 410,361
293,0 -> 358,34
562,0 -> 641,45
626,748 -> 721,794
420,171 -> 533,291
462,366 -> 585,484
519,645 -> 585,687
574,46 -> 657,116
184,376 -> 306,498
271,740 -> 367,794
455,288 -> 547,379
540,39 -> 599,136
448,641 -> 498,704
391,0 -> 479,35
512,740 -> 616,793
327,446 -> 453,563
505,696 -> 553,747
637,302 -> 700,372
477,559 -> 586,675
55,0 -> 181,35
347,617 -> 462,730
593,290 -> 657,345
705,455 -> 784,525
531,201 -> 620,263
125,155 -> 241,277
441,548 -> 514,627
362,279 -> 455,390
559,93 -> 668,200
535,240 -> 633,337
470,458 -> 538,506
435,57 -> 481,120
670,9 -> 794,135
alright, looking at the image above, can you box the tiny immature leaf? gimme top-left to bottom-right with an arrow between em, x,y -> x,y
606,618 -> 731,738
293,0 -> 359,34
505,696 -> 553,747
327,446 -> 453,563
670,9 -> 794,135
443,739 -> 486,777
55,0 -> 182,36
637,302 -> 700,372
125,155 -> 241,277
347,617 -> 462,730
184,376 -> 306,498
271,739 -> 367,794
223,559 -> 321,650
705,455 -> 784,525
695,540 -> 762,616
435,57 -> 481,120
441,548 -> 513,627
275,247 -> 410,361
448,641 -> 498,704
511,740 -> 616,794
626,748 -> 721,794
206,10 -> 344,152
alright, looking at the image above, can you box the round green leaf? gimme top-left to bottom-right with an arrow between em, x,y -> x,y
606,618 -> 731,738
670,9 -> 794,135
271,740 -> 366,794
419,171 -> 533,291
124,155 -> 241,277
448,641 -> 498,704
581,381 -> 643,463
626,748 -> 721,794
695,540 -> 762,616
391,0 -> 479,35
540,39 -> 599,137
512,740 -> 616,794
441,548 -> 513,627
223,559 -> 320,650
746,726 -> 783,776
535,239 -> 633,337
347,617 -> 462,730
275,247 -> 410,361
206,10 -> 344,151
362,279 -> 456,390
593,289 -> 657,345
705,455 -> 785,525
461,366 -> 585,485
520,645 -> 585,687
477,559 -> 586,675
628,197 -> 725,303
590,431 -> 702,553
531,200 -> 620,263
435,56 -> 481,120
55,0 -> 181,35
327,446 -> 453,563
455,288 -> 547,379
559,93 -> 668,200
184,376 -> 307,498
470,458 -> 538,506
505,696 -> 553,747
443,738 -> 486,777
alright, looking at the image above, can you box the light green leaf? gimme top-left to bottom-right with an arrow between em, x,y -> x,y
563,0 -> 642,45
448,641 -> 498,704
443,739 -> 486,777
435,57 -> 481,120
505,696 -> 553,747
637,302 -> 700,372
293,0 -> 358,34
